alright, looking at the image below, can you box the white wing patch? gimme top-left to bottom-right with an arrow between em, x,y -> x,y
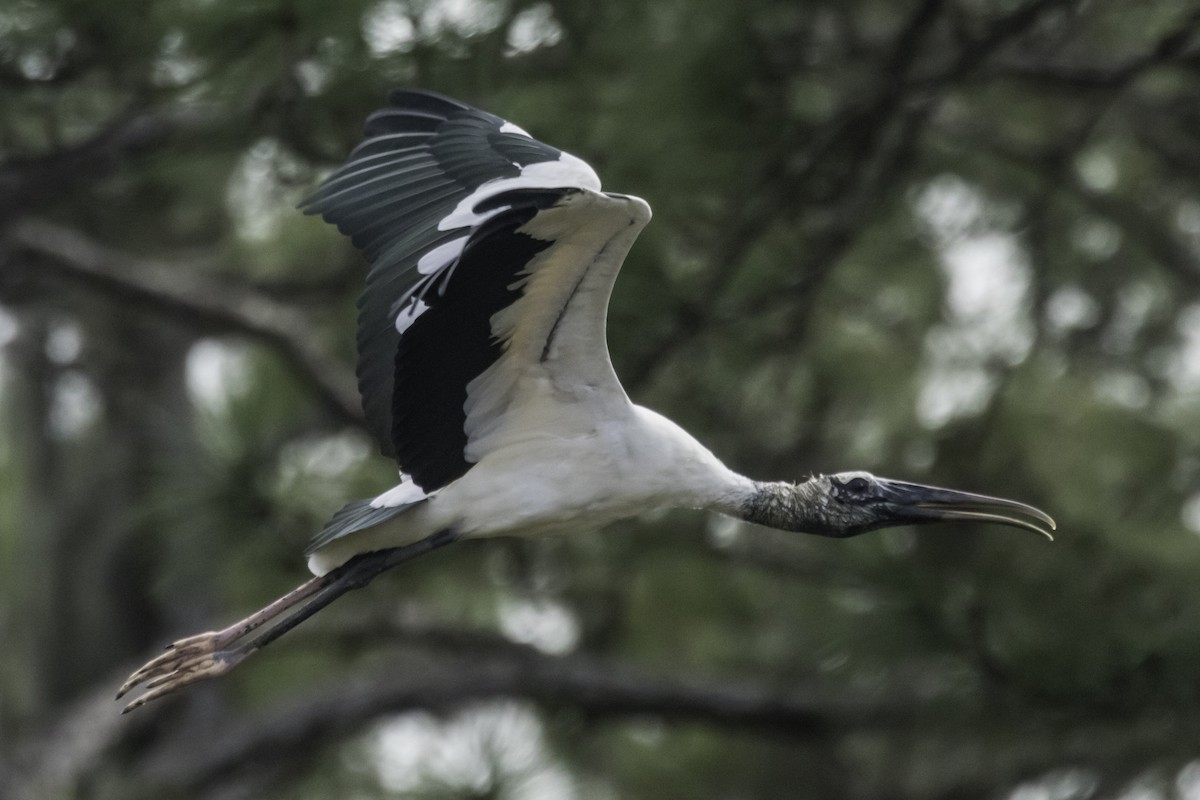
521,153 -> 601,190
394,297 -> 431,334
500,121 -> 532,136
371,475 -> 429,508
417,236 -> 469,275
437,153 -> 603,232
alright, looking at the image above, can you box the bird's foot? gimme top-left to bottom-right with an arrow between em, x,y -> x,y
117,631 -> 249,713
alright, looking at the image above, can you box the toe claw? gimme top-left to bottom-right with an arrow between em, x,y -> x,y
118,630 -> 235,706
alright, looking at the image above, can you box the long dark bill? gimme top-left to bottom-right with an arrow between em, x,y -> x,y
879,480 -> 1056,540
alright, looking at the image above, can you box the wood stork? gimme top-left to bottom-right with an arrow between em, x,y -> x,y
118,90 -> 1054,712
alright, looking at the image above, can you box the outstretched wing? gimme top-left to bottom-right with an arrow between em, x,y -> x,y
303,90 -> 650,493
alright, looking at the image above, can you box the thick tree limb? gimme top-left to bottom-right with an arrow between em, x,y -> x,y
15,618 -> 1199,800
5,677 -> 142,800
8,620 -> 905,800
133,631 -> 1200,800
137,648 -> 893,796
4,218 -> 364,429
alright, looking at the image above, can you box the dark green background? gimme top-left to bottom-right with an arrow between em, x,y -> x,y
3,1 -> 1200,797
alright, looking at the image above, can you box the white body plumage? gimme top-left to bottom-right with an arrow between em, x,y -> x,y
309,405 -> 753,575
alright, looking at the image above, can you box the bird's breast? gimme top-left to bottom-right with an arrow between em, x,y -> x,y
428,405 -> 746,538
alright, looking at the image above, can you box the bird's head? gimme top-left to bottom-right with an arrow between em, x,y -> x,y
749,471 -> 1055,540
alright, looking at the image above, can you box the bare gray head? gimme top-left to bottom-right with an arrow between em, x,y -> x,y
742,471 -> 1055,540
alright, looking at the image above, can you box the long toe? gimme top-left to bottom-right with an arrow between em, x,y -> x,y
117,631 -> 226,700
120,648 -> 247,713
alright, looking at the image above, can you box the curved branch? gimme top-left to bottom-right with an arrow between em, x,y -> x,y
4,218 -> 364,429
139,648 -> 893,796
9,620 -> 910,800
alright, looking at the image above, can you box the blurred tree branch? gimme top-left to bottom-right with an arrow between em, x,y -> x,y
0,105 -> 225,225
135,650 -> 888,798
986,6 -> 1200,88
4,218 -> 364,429
9,626 -> 896,800
624,0 -> 1074,391
969,128 -> 1200,290
17,615 -> 1194,800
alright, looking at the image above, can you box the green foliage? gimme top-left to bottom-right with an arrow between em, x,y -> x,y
4,0 -> 1200,798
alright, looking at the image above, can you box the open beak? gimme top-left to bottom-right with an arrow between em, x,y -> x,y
878,479 -> 1056,541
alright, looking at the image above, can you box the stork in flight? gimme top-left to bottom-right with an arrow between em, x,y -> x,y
118,91 -> 1054,712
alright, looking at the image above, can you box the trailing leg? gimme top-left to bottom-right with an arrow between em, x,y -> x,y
118,529 -> 458,712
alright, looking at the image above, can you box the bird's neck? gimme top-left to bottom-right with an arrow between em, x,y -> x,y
739,479 -> 829,533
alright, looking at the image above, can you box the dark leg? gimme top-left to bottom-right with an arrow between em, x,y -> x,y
118,529 -> 458,713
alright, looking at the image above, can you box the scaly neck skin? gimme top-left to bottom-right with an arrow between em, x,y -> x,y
738,479 -> 832,535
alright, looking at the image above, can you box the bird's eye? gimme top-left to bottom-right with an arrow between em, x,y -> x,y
845,477 -> 870,494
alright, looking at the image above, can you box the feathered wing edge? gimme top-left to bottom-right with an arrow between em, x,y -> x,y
307,497 -> 417,554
